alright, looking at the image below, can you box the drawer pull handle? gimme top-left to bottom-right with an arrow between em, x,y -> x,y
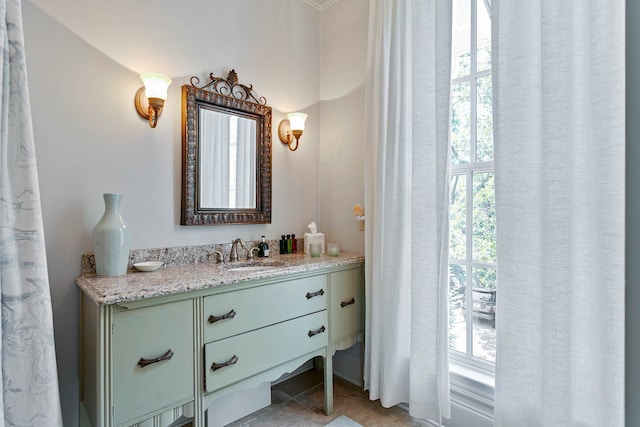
308,325 -> 326,337
306,289 -> 325,299
211,355 -> 239,371
340,298 -> 356,308
137,349 -> 174,368
208,309 -> 237,324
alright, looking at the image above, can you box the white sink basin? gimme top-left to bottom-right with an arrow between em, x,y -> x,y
225,265 -> 282,272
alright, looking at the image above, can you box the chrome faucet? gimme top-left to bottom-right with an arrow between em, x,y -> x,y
229,238 -> 246,262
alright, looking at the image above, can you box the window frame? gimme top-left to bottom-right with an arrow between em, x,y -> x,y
449,0 -> 496,375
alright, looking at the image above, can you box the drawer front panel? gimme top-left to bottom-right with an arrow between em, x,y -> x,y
330,268 -> 364,342
112,300 -> 194,425
204,310 -> 328,393
203,275 -> 327,342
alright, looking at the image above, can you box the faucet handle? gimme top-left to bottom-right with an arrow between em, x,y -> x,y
248,247 -> 260,260
210,250 -> 224,264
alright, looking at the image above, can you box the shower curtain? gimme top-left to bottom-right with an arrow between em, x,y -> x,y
0,0 -> 62,425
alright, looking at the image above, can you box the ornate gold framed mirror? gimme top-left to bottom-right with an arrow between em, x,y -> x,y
181,70 -> 272,225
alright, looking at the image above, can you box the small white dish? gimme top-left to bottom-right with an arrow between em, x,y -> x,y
133,261 -> 163,272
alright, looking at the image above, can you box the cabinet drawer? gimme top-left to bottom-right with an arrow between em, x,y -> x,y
203,275 -> 327,342
330,268 -> 364,342
204,310 -> 328,393
112,300 -> 194,425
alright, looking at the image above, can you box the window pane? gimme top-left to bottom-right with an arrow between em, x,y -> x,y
472,267 -> 496,362
476,75 -> 493,162
452,0 -> 470,78
477,0 -> 492,72
472,172 -> 495,262
449,174 -> 467,260
449,0 -> 495,368
449,264 -> 467,354
451,82 -> 470,165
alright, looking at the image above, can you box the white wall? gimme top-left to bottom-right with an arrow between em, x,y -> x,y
318,0 -> 368,254
22,1 -> 325,425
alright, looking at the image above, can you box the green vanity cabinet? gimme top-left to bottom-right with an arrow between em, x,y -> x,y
203,275 -> 329,394
202,274 -> 327,342
81,297 -> 197,427
204,310 -> 328,393
111,300 -> 195,425
79,260 -> 364,427
329,266 -> 365,353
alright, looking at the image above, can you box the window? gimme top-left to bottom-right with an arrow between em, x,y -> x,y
449,0 -> 496,369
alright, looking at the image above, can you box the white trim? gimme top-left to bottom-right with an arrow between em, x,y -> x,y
301,0 -> 338,11
448,363 -> 495,426
451,69 -> 491,86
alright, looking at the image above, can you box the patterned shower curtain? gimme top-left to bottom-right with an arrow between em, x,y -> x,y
0,0 -> 62,425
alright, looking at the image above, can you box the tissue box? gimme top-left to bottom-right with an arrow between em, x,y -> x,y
304,233 -> 325,255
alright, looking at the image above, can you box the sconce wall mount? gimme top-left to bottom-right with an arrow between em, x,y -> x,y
135,73 -> 172,128
278,112 -> 307,151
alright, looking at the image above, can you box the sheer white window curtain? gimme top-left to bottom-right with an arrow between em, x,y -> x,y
492,1 -> 625,425
363,0 -> 452,422
0,0 -> 63,425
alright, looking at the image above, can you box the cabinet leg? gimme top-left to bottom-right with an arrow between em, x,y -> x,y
324,354 -> 334,415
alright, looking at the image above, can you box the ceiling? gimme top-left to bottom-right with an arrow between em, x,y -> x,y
26,0 -> 331,78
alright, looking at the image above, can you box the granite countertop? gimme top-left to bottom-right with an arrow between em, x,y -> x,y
76,252 -> 365,306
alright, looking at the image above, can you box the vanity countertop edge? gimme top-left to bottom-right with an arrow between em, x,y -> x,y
76,253 -> 365,306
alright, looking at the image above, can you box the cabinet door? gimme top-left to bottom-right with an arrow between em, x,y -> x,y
204,310 -> 328,393
112,299 -> 194,425
203,275 -> 327,342
330,267 -> 364,342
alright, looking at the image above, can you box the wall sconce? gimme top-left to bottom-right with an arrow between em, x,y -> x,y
278,112 -> 308,151
134,73 -> 172,128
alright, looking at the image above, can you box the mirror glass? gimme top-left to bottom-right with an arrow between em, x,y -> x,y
181,70 -> 272,225
198,108 -> 257,209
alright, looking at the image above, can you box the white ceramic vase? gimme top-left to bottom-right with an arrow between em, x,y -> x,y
92,193 -> 131,276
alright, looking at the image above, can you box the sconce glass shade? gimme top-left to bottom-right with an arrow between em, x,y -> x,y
287,112 -> 307,131
135,73 -> 172,128
140,73 -> 172,101
278,112 -> 307,151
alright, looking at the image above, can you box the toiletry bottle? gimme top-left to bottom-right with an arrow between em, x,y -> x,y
258,236 -> 269,257
280,235 -> 287,254
287,235 -> 292,253
292,234 -> 297,253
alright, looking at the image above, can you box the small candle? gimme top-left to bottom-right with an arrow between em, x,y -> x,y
327,242 -> 340,257
310,243 -> 322,257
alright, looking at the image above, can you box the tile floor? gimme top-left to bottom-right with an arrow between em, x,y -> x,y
224,369 -> 431,426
